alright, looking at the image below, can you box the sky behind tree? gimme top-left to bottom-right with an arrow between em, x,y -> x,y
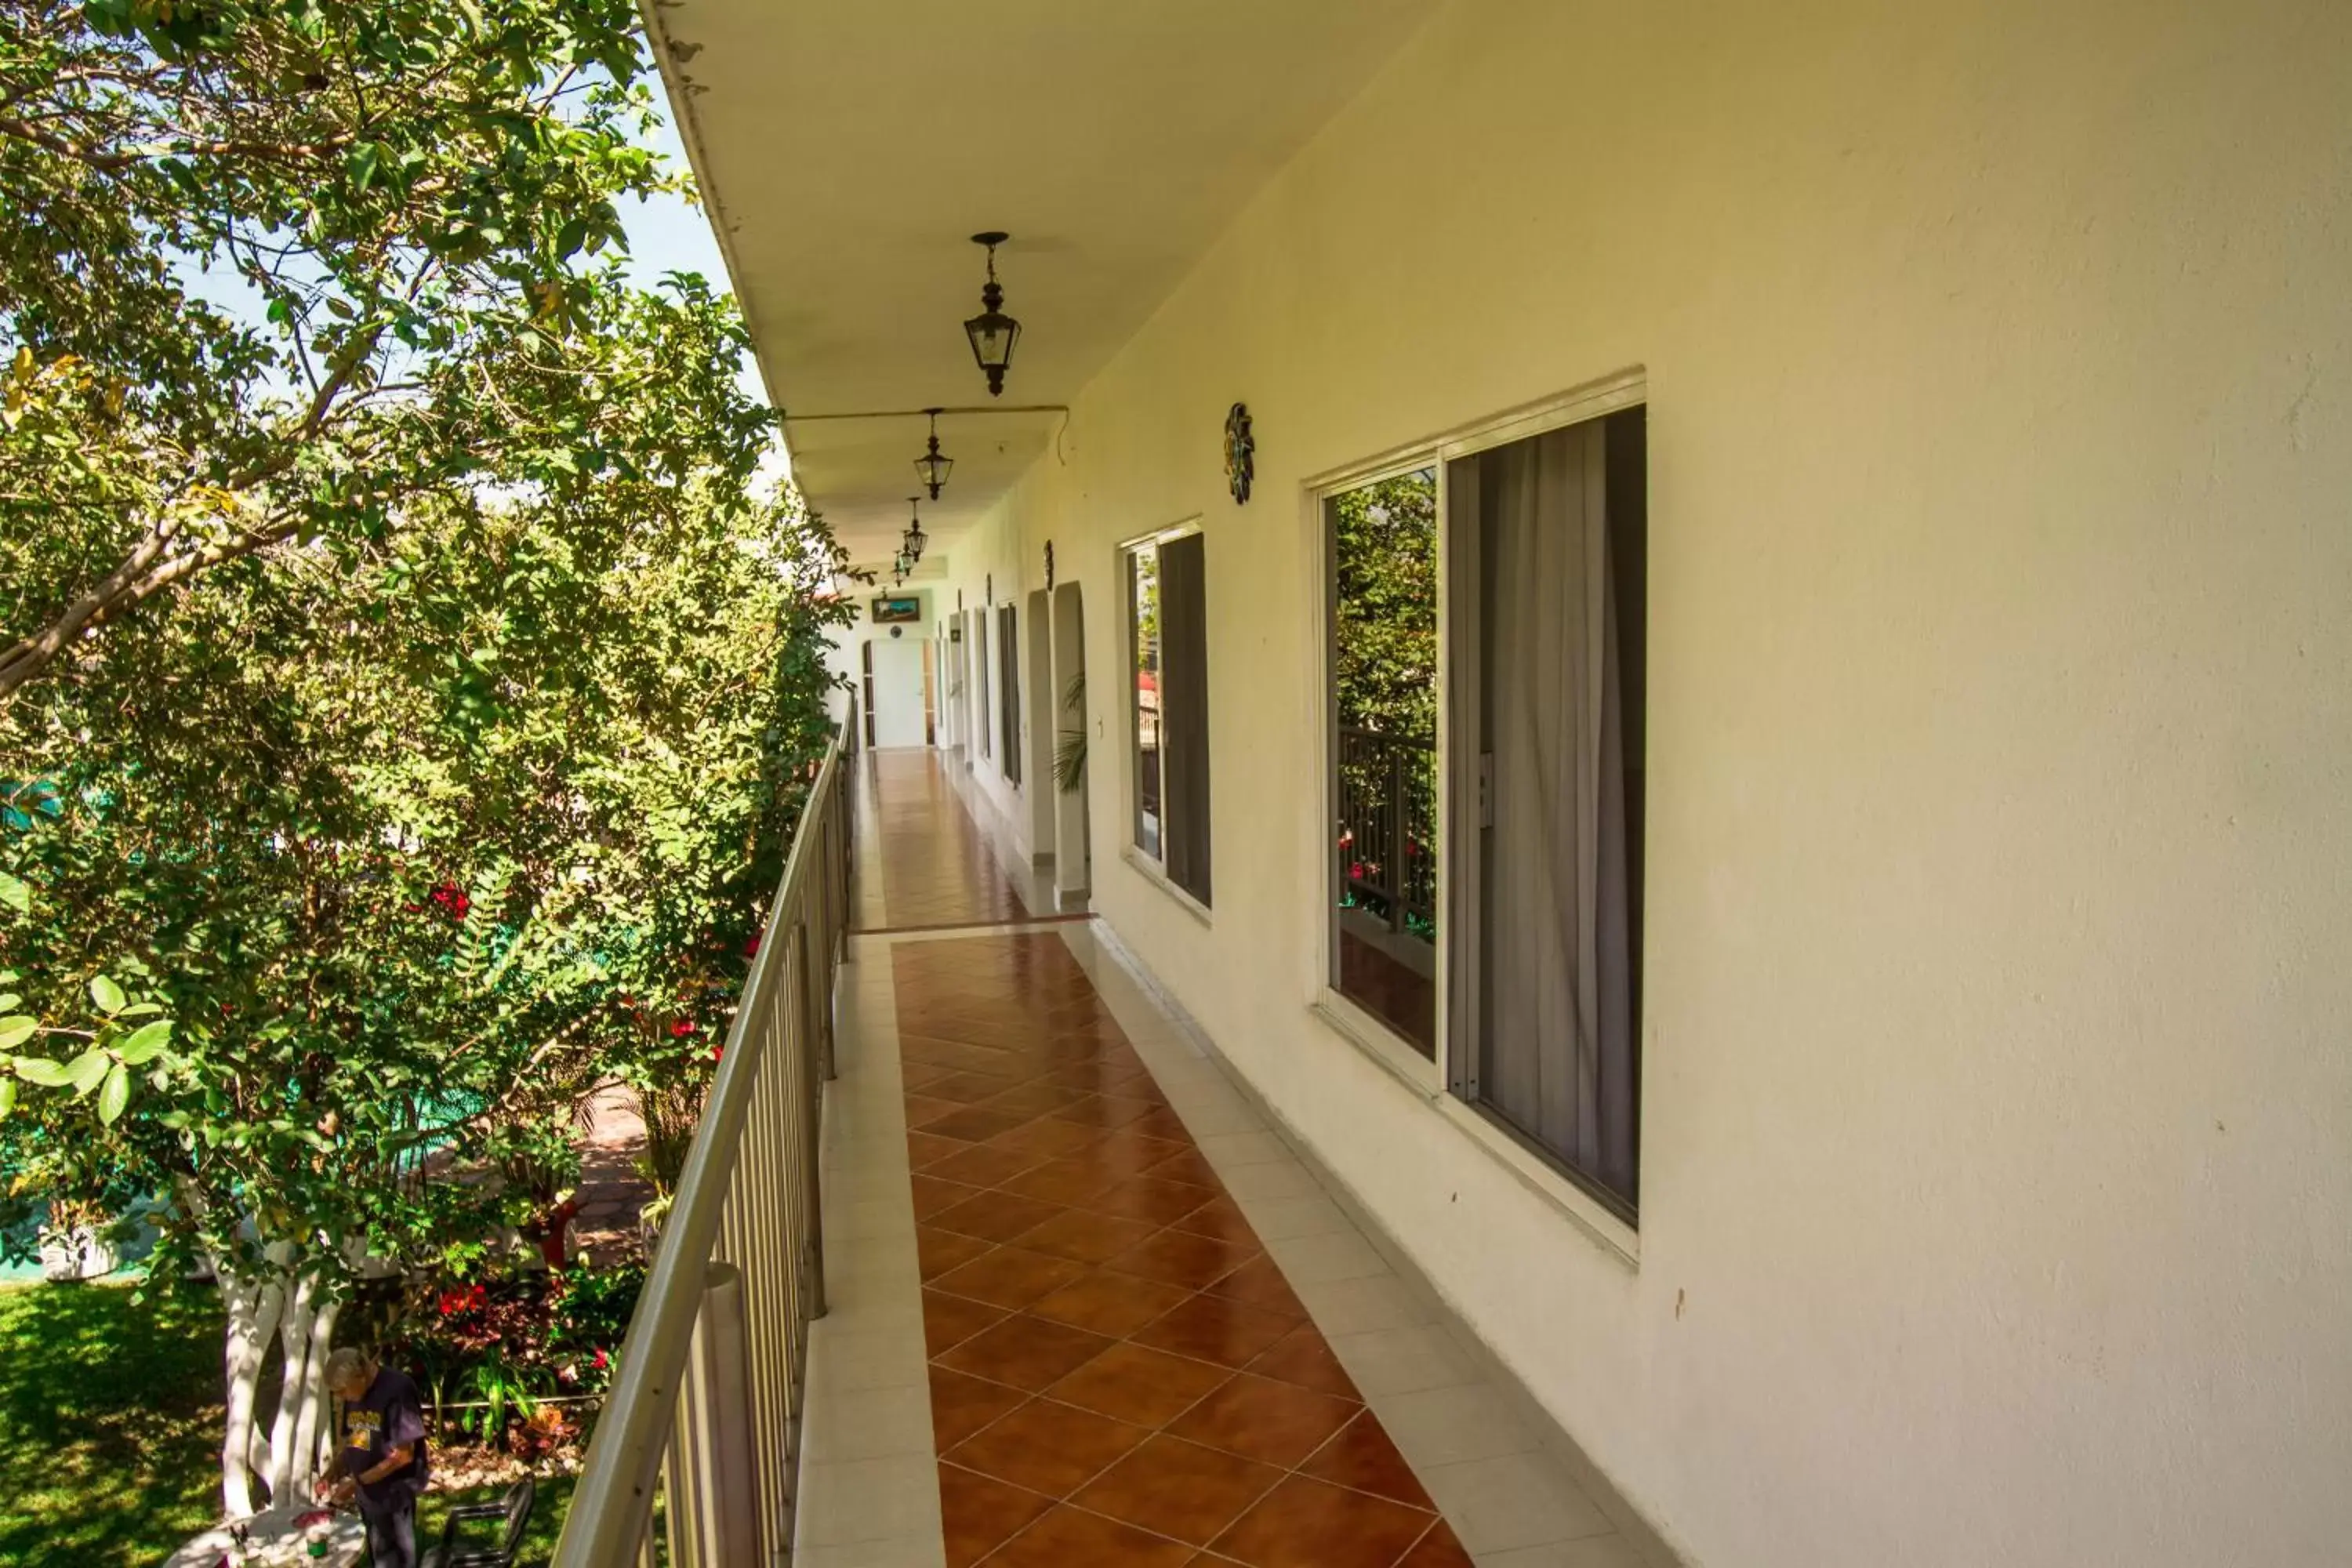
174,68 -> 767,408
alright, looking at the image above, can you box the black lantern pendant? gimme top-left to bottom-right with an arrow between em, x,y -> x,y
902,496 -> 927,564
914,408 -> 953,499
963,231 -> 1021,397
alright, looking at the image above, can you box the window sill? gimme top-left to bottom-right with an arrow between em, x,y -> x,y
1120,844 -> 1214,928
1311,997 -> 1639,1269
1312,991 -> 1439,1094
1437,1096 -> 1640,1268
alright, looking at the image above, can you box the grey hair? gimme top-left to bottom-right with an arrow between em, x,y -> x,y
324,1347 -> 376,1386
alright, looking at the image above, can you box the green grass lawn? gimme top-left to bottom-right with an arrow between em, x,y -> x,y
0,1278 -> 575,1566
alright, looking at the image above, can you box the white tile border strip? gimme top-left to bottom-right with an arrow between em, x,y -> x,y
795,942 -> 947,1568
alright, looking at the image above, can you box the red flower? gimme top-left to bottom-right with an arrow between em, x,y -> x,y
592,1347 -> 608,1370
1348,861 -> 1366,880
435,1283 -> 487,1319
743,933 -> 761,959
670,1018 -> 695,1038
710,1044 -> 724,1063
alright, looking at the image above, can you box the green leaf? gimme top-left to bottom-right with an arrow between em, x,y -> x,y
347,141 -> 384,191
65,1048 -> 111,1094
114,1002 -> 164,1018
116,1019 -> 174,1065
0,1016 -> 34,1050
13,1057 -> 72,1089
97,1062 -> 130,1125
0,1078 -> 13,1117
0,872 -> 27,914
89,975 -> 126,1014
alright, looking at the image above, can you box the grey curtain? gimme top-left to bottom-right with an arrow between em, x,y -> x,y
1159,532 -> 1213,906
1448,421 -> 1636,1207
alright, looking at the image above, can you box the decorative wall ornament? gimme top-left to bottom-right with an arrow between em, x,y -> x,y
1225,401 -> 1255,505
1044,541 -> 1055,592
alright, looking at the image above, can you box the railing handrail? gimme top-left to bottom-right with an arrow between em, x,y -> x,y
1337,723 -> 1436,751
552,717 -> 851,1567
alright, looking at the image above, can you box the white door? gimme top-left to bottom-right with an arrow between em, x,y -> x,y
868,635 -> 928,747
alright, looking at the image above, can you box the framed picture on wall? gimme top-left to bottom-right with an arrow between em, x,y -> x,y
872,595 -> 923,624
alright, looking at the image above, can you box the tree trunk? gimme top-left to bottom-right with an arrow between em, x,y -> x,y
265,1275 -> 318,1504
219,1268 -> 287,1517
296,1297 -> 341,1488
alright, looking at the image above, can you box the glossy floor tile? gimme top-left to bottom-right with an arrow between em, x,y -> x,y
895,932 -> 1472,1568
800,745 -> 1657,1568
866,750 -> 1029,931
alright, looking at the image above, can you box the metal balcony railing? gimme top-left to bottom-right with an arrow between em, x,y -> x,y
1336,725 -> 1437,938
553,710 -> 856,1568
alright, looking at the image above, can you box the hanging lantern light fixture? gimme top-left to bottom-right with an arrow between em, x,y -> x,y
913,408 -> 954,499
902,496 -> 927,564
962,231 -> 1021,397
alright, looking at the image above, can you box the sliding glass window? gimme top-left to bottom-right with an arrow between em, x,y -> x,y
1445,405 -> 1647,1220
1130,544 -> 1163,858
1326,469 -> 1440,1057
1127,528 -> 1211,906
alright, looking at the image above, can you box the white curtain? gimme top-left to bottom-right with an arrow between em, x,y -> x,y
1452,420 -> 1635,1201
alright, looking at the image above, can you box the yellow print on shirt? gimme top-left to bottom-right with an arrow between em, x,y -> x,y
344,1407 -> 382,1450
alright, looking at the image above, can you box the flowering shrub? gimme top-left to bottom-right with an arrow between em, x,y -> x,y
392,1259 -> 645,1450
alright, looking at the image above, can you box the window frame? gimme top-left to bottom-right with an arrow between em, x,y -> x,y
997,601 -> 1022,784
1302,367 -> 1649,1258
973,608 -> 990,761
1120,521 -> 1210,913
1316,460 -> 1447,1083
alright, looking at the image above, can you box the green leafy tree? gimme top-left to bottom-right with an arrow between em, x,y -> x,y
0,5 -> 857,1515
0,0 -> 742,696
1,445 -> 848,1508
1330,469 -> 1438,737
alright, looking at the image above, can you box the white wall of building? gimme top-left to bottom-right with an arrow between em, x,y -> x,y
909,2 -> 2352,1563
822,587 -> 938,731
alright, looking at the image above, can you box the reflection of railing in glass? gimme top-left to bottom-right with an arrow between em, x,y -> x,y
1131,544 -> 1163,858
1336,727 -> 1437,937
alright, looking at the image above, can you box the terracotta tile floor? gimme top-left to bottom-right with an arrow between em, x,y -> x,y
895,933 -> 1475,1568
867,749 -> 1029,931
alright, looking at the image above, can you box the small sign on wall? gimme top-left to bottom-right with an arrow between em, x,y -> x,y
872,594 -> 923,624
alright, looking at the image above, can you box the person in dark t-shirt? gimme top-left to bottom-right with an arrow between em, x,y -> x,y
317,1347 -> 430,1568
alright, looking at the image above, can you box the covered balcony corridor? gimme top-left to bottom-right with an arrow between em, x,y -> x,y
793,749 -> 1663,1567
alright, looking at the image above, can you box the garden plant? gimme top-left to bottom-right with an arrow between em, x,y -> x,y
0,0 -> 850,1529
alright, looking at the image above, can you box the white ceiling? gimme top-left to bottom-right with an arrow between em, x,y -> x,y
647,0 -> 1439,562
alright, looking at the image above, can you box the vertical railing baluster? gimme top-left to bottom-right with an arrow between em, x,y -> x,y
797,921 -> 828,1322
1387,740 -> 1406,932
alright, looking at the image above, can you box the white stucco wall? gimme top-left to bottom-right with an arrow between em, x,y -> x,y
898,2 -> 2352,1563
